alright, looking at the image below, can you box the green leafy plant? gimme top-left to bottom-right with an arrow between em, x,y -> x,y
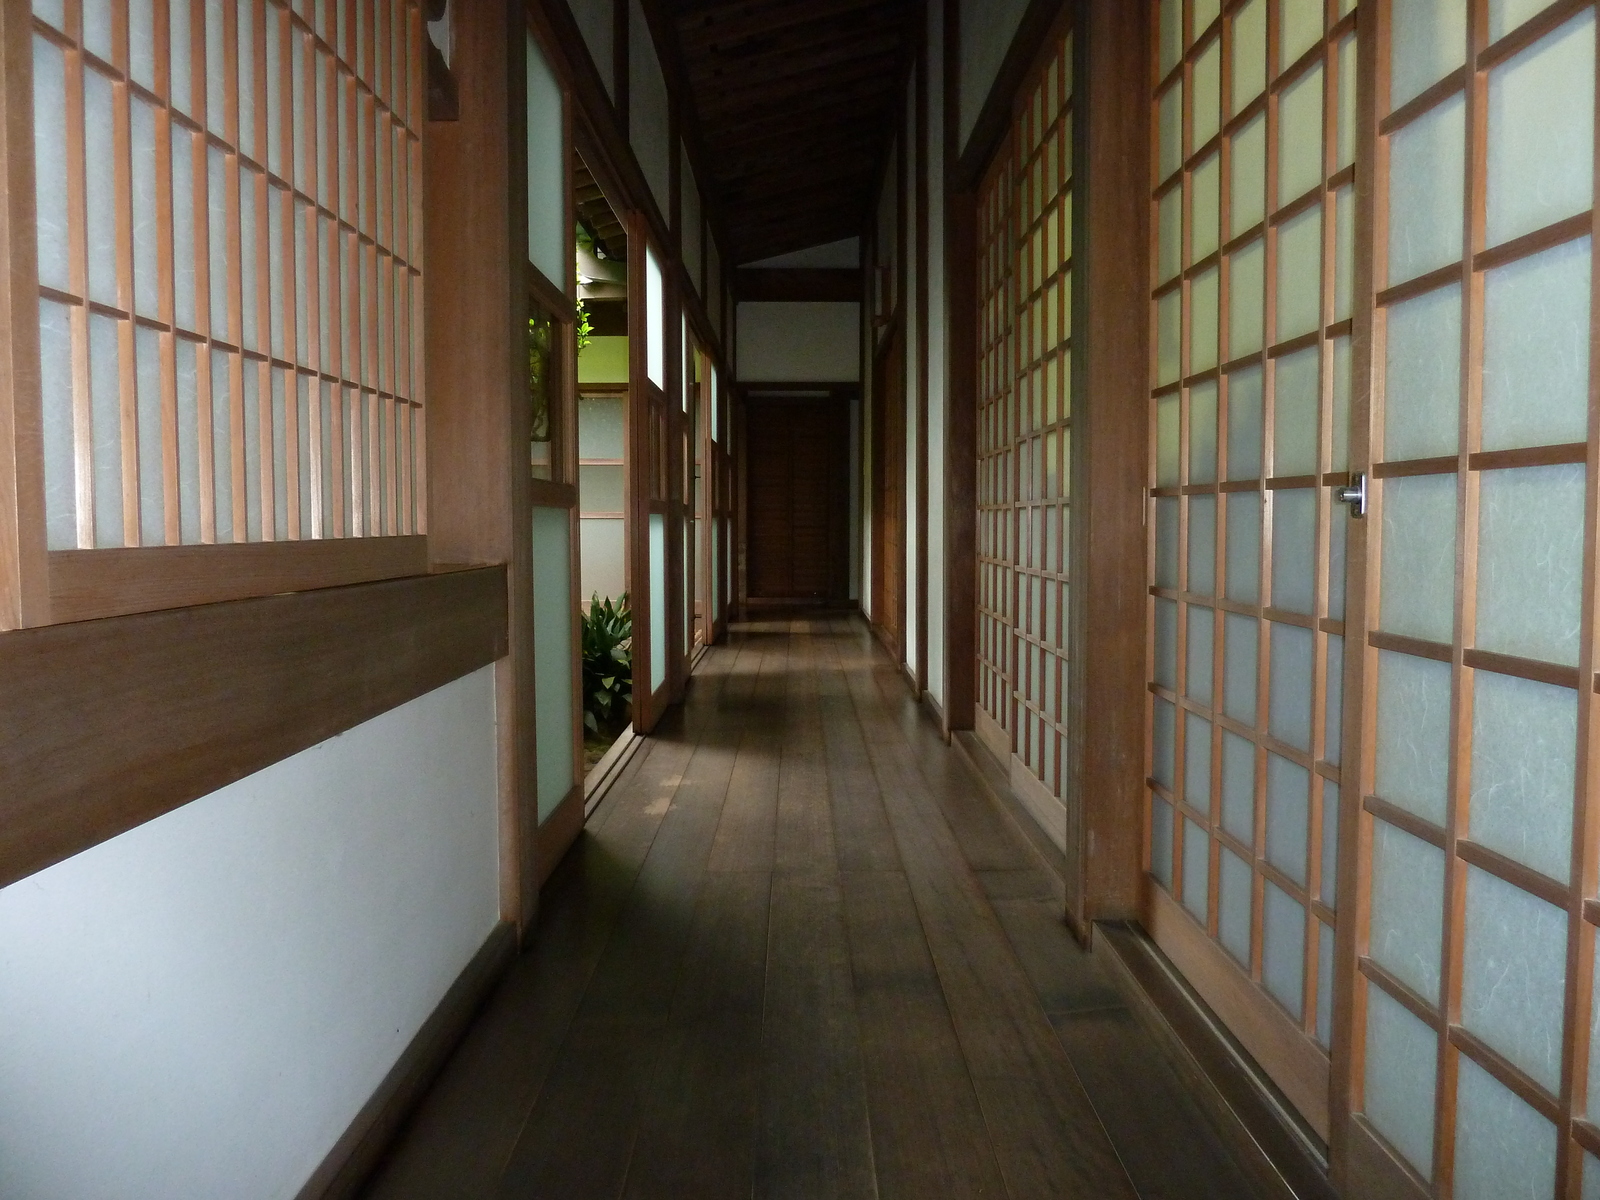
581,592 -> 633,735
575,297 -> 594,352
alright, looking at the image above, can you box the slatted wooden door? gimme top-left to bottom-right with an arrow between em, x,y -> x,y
745,393 -> 849,604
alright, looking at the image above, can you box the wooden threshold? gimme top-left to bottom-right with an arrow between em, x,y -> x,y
295,920 -> 518,1200
1145,885 -> 1331,1139
1093,920 -> 1337,1200
952,726 -> 1073,911
584,724 -> 646,817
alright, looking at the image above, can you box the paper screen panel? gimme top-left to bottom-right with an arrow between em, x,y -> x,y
30,0 -> 426,551
975,28 -> 1073,819
1353,1 -> 1600,1191
1144,0 -> 1354,1121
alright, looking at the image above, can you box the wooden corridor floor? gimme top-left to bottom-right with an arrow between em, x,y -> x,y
362,618 -> 1263,1200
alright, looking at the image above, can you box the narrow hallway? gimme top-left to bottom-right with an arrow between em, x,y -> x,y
363,620 -> 1259,1200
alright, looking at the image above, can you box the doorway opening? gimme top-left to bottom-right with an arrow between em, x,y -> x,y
573,151 -> 634,776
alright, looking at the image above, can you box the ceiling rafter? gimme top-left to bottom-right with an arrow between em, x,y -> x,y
663,0 -> 918,264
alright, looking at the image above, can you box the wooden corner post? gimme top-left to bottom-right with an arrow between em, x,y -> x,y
1072,0 -> 1152,926
423,0 -> 539,936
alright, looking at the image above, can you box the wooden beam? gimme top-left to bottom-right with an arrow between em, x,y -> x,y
0,566 -> 508,891
46,536 -> 429,623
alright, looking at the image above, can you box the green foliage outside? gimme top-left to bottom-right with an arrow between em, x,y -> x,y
575,298 -> 593,352
528,311 -> 552,441
582,592 -> 633,735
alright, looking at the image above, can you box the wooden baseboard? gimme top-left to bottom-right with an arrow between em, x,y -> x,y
975,705 -> 1010,764
296,920 -> 517,1200
919,689 -> 949,741
534,782 -> 585,888
952,728 -> 1071,890
1091,920 -> 1337,1200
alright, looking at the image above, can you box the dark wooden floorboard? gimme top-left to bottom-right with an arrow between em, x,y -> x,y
772,625 -> 838,875
756,871 -> 877,1200
1050,1007 -> 1258,1200
361,647 -> 745,1200
364,617 -> 1262,1200
833,626 -> 1139,1200
492,644 -> 770,1197
841,867 -> 1010,1200
621,870 -> 772,1200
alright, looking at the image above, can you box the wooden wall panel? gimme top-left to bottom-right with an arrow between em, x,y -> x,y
0,565 -> 508,890
47,536 -> 427,622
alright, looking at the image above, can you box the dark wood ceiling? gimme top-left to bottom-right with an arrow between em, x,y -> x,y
575,152 -> 629,262
669,0 -> 918,264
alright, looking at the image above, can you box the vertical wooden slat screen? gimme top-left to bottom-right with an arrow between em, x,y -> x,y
1144,0 -> 1357,1139
973,22 -> 1074,844
27,0 -> 425,565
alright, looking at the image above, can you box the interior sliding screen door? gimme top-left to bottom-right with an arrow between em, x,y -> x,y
1147,0 -> 1600,1194
1145,0 -> 1356,1141
1348,1 -> 1600,1195
975,20 -> 1077,859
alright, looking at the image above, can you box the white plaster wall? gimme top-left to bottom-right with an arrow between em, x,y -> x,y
0,668 -> 501,1200
926,0 -> 948,711
744,237 -> 860,269
566,0 -> 613,98
526,33 -> 566,287
960,0 -> 1032,152
629,0 -> 671,218
736,302 -> 861,382
903,67 -> 920,678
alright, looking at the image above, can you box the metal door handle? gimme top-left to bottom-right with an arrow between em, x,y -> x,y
1334,473 -> 1367,518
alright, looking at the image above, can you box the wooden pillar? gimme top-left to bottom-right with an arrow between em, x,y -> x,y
423,0 -> 538,936
1072,0 -> 1152,926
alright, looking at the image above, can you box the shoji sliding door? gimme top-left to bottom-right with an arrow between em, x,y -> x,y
975,20 -> 1076,854
27,0 -> 428,613
1347,1 -> 1600,1195
1147,0 -> 1600,1192
1145,0 -> 1356,1138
